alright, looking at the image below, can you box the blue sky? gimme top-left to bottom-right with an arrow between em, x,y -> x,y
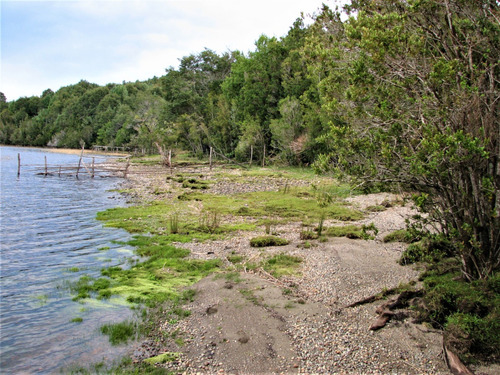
1,0 -> 346,101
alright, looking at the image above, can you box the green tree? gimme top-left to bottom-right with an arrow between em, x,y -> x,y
313,0 -> 499,280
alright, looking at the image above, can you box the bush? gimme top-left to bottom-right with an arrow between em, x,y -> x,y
416,269 -> 500,363
250,236 -> 289,247
399,237 -> 454,265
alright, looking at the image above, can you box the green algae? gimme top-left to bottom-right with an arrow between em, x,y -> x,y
142,352 -> 180,364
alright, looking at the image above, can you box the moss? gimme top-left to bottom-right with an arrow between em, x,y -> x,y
250,236 -> 289,247
142,352 -> 180,365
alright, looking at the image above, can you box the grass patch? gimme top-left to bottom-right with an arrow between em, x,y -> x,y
325,223 -> 378,240
70,317 -> 83,323
263,253 -> 302,278
383,229 -> 417,243
227,255 -> 244,264
100,320 -> 137,345
325,225 -> 364,239
250,236 -> 289,247
69,276 -> 112,301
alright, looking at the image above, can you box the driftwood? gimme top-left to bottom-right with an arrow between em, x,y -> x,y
345,289 -> 423,331
443,342 -> 474,375
369,290 -> 423,330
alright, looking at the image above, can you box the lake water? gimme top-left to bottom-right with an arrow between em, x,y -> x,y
0,146 -> 138,373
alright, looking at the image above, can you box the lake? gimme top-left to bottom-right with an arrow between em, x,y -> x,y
0,146 -> 138,373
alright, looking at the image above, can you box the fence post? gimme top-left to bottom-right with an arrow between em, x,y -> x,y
249,145 -> 253,167
209,147 -> 213,171
17,153 -> 21,177
168,149 -> 172,175
44,156 -> 48,176
124,157 -> 130,178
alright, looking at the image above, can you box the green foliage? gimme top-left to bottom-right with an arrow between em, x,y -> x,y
250,236 -> 289,248
417,269 -> 500,363
399,237 -> 455,266
306,1 -> 499,281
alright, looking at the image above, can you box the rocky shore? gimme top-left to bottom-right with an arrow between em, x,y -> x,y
119,162 -> 496,374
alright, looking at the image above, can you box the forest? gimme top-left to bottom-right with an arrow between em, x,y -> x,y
2,3 -> 499,284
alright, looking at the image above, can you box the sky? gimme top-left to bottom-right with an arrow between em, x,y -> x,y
1,0 -> 348,101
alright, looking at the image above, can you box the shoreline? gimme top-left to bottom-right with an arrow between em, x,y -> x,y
0,144 -> 129,157
99,160 -> 498,374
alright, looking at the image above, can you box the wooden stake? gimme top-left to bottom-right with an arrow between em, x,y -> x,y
168,149 -> 172,175
58,166 -> 61,177
249,145 -> 253,166
17,153 -> 20,177
262,144 -> 266,167
91,157 -> 95,178
44,156 -> 48,176
124,157 -> 130,178
76,146 -> 84,179
209,147 -> 213,170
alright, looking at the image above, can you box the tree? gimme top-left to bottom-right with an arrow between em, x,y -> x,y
313,0 -> 499,280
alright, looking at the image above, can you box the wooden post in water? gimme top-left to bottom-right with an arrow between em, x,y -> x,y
76,146 -> 84,179
91,157 -> 95,178
58,166 -> 61,177
17,153 -> 21,177
44,156 -> 48,176
209,147 -> 213,171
